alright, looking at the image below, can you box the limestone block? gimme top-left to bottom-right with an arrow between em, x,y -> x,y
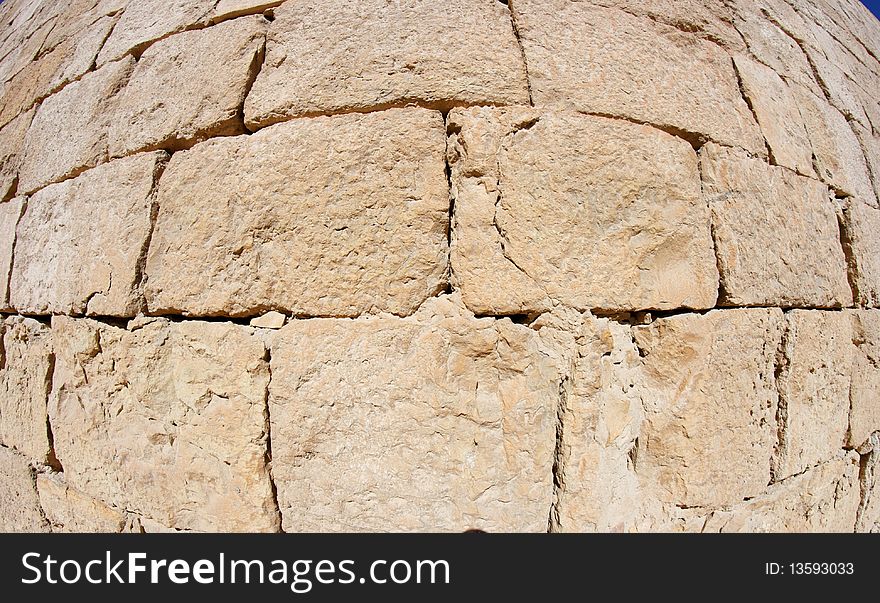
849,311 -> 880,449
512,0 -> 764,152
732,55 -> 814,177
840,199 -> 880,308
249,311 -> 285,329
17,57 -> 134,194
11,152 -> 167,317
774,310 -> 853,480
0,198 -> 24,310
856,434 -> 879,533
0,446 -> 47,532
0,107 -> 34,201
48,316 -> 278,532
145,108 -> 448,318
701,143 -> 851,307
212,0 -> 282,23
109,16 -> 266,157
704,453 -> 861,532
267,295 -> 560,532
448,108 -> 718,314
632,309 -> 784,507
854,126 -> 880,207
96,0 -> 216,66
36,472 -> 126,533
243,0 -> 529,128
0,316 -> 52,463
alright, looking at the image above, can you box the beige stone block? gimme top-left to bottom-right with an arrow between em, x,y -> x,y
512,0 -> 764,152
49,316 -> 278,532
840,199 -> 880,308
0,198 -> 25,310
854,127 -> 880,208
17,57 -> 135,194
0,446 -> 48,532
11,151 -> 167,316
0,108 -> 34,202
449,108 -> 718,314
774,310 -> 853,480
249,311 -> 285,329
733,55 -> 814,177
36,472 -> 126,533
856,434 -> 879,533
212,0 -> 282,23
0,316 -> 52,463
632,309 -> 784,507
267,295 -> 560,532
243,0 -> 529,128
701,144 -> 852,307
849,311 -> 880,449
145,108 -> 448,318
109,16 -> 266,157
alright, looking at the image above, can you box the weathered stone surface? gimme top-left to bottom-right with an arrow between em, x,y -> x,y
0,107 -> 34,201
243,0 -> 529,128
512,1 -> 764,152
96,0 -> 215,66
849,311 -> 880,449
0,446 -> 47,532
704,453 -> 861,532
840,200 -> 880,308
49,316 -> 278,532
856,434 -> 880,533
854,126 -> 880,207
701,143 -> 852,308
11,152 -> 166,317
36,472 -> 127,533
212,0 -> 282,23
145,108 -> 448,318
109,16 -> 266,157
0,316 -> 52,463
17,57 -> 134,194
267,295 -> 559,531
632,309 -> 783,507
792,86 -> 876,204
774,310 -> 853,480
0,198 -> 24,310
449,108 -> 718,315
733,55 -> 814,177
249,311 -> 285,329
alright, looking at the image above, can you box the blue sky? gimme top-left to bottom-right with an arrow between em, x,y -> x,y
861,0 -> 880,21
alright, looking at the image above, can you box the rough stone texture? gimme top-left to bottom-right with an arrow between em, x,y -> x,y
17,57 -> 134,194
632,309 -> 783,507
449,108 -> 718,315
856,434 -> 880,533
267,295 -> 559,532
249,311 -> 285,329
512,0 -> 764,152
36,472 -> 127,533
733,55 -> 814,177
840,199 -> 880,308
0,107 -> 34,201
849,312 -> 880,449
703,453 -> 862,532
0,446 -> 47,532
855,126 -> 880,207
96,0 -> 215,66
773,310 -> 853,481
145,108 -> 448,317
109,16 -> 266,157
11,152 -> 167,317
701,143 -> 852,308
243,0 -> 529,129
49,315 -> 278,532
0,197 -> 24,310
0,316 -> 52,463
212,0 -> 283,23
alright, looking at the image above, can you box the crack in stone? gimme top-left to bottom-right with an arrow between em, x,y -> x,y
261,343 -> 283,533
548,374 -> 570,533
504,0 -> 534,106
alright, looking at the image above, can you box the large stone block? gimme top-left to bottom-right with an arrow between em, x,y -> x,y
267,295 -> 560,531
631,309 -> 784,507
11,152 -> 167,317
243,0 -> 529,128
849,311 -> 880,449
0,107 -> 34,201
511,0 -> 764,152
145,107 -> 448,318
109,16 -> 266,157
701,144 -> 852,307
17,57 -> 134,194
448,108 -> 718,314
36,472 -> 127,533
49,316 -> 278,532
773,310 -> 853,480
840,199 -> 880,308
0,198 -> 25,311
0,317 -> 53,463
0,446 -> 47,532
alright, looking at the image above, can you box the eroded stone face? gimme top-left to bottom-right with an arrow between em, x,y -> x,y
512,0 -> 764,152
0,446 -> 47,532
267,295 -> 560,532
701,143 -> 851,308
0,108 -> 34,202
11,151 -> 167,317
0,198 -> 25,311
849,311 -> 880,449
36,472 -> 127,533
856,434 -> 880,533
48,316 -> 278,532
212,0 -> 283,23
449,108 -> 718,315
841,200 -> 880,308
243,0 -> 529,128
109,16 -> 266,157
145,108 -> 448,318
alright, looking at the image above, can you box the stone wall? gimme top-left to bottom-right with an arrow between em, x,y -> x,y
0,0 -> 879,533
